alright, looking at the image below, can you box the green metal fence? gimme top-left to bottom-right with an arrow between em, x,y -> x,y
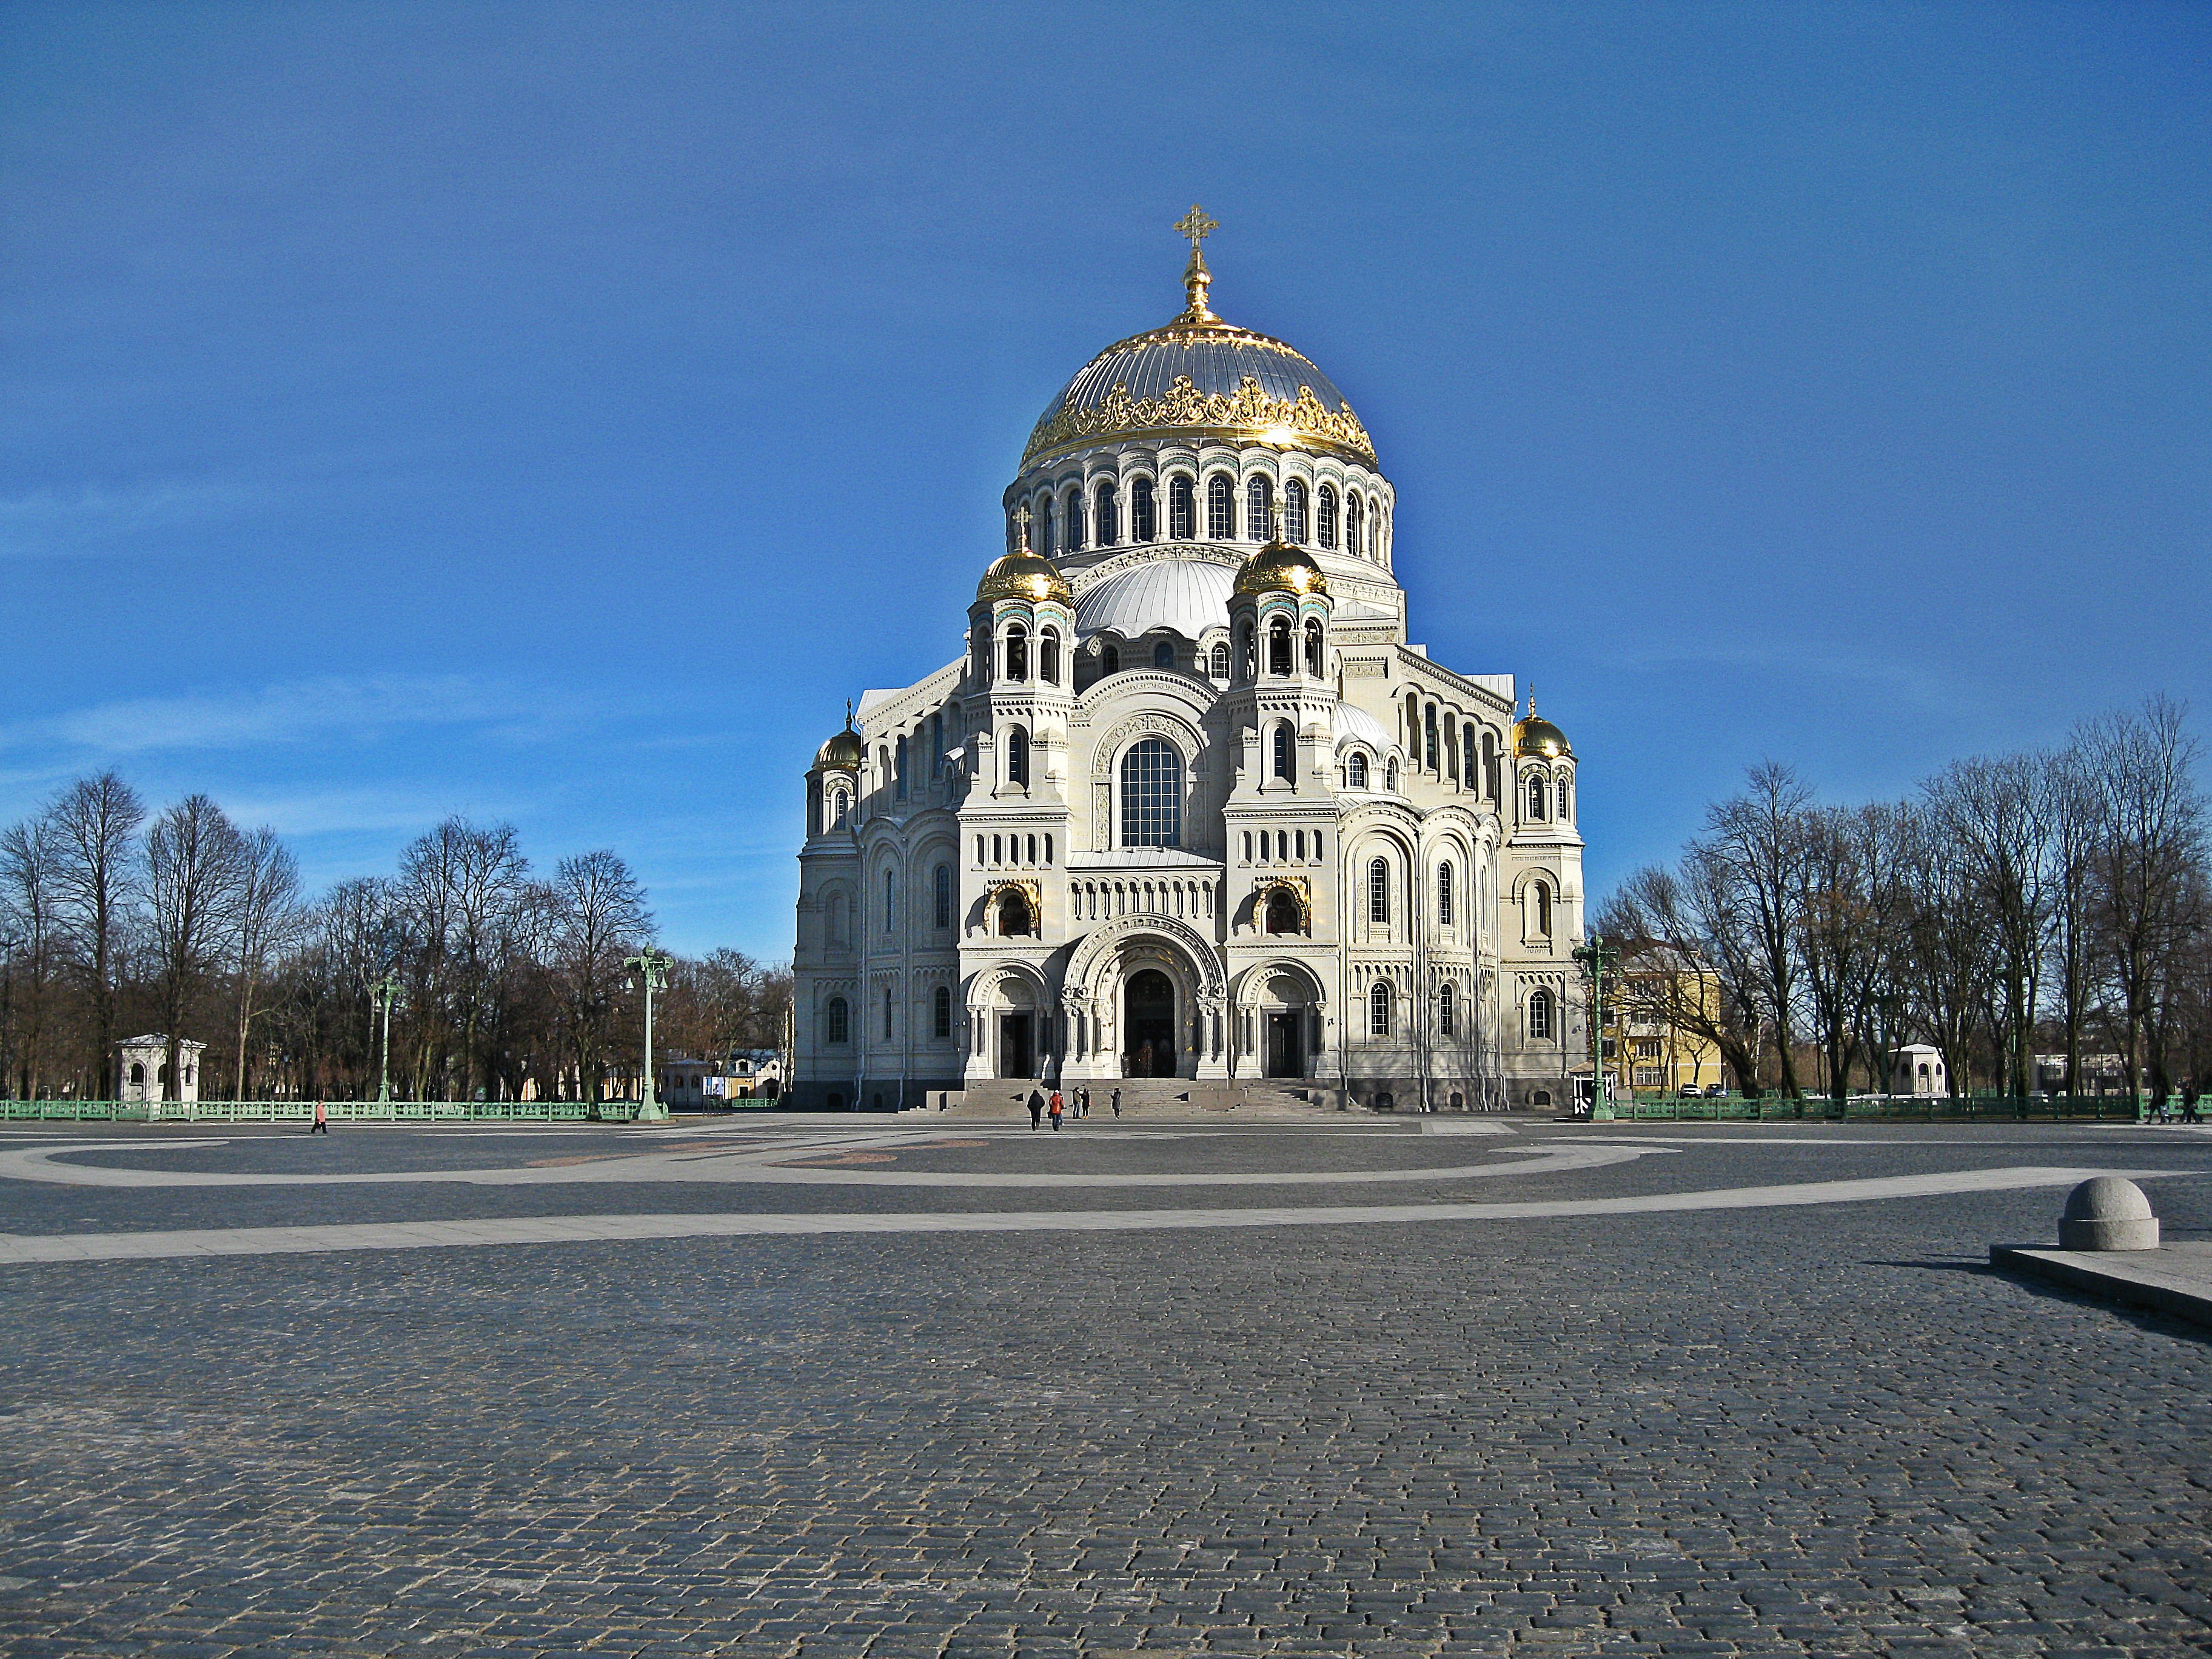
1610,1093 -> 2154,1123
0,1099 -> 659,1124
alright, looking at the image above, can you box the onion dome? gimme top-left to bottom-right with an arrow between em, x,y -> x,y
1022,209 -> 1375,469
1235,532 -> 1330,599
1513,695 -> 1571,759
816,722 -> 863,769
976,548 -> 1073,605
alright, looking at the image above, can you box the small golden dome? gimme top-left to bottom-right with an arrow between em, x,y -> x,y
1235,536 -> 1330,599
976,549 -> 1073,606
815,706 -> 863,769
1513,704 -> 1571,759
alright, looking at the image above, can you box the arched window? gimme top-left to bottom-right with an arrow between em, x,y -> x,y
1004,623 -> 1028,682
1038,497 -> 1054,557
1532,879 -> 1553,937
894,735 -> 908,799
1318,484 -> 1339,548
1245,475 -> 1272,540
1527,773 -> 1547,820
1304,618 -> 1324,677
1527,988 -> 1552,1041
1207,474 -> 1235,539
1438,862 -> 1455,927
1101,644 -> 1119,676
1265,889 -> 1300,935
1346,493 -> 1364,557
1405,692 -> 1420,754
1439,981 -> 1456,1038
1120,737 -> 1183,848
1007,726 -> 1028,787
1209,641 -> 1230,679
1131,476 -> 1156,541
1272,721 -> 1294,781
1370,980 -> 1392,1036
129,1061 -> 144,1087
826,893 -> 847,950
1236,622 -> 1254,679
825,996 -> 850,1045
882,985 -> 894,1040
831,788 -> 849,829
1284,478 -> 1308,542
1093,481 -> 1117,547
1481,731 -> 1500,801
934,985 -> 952,1039
1558,776 -> 1572,820
1170,475 -> 1195,538
1369,857 -> 1390,923
1153,639 -> 1175,670
1462,722 -> 1476,792
1386,758 -> 1399,791
1423,705 -> 1438,771
997,890 -> 1033,936
1347,751 -> 1369,789
1039,628 -> 1061,686
883,869 -> 895,933
878,745 -> 890,789
931,712 -> 944,779
1062,489 -> 1083,552
1268,617 -> 1293,675
933,863 -> 951,930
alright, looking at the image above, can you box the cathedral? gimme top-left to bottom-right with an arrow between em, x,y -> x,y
791,213 -> 1586,1112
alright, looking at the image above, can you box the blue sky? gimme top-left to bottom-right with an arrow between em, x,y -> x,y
3,2 -> 2207,960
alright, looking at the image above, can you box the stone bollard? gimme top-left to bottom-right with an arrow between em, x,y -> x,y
2058,1176 -> 2160,1252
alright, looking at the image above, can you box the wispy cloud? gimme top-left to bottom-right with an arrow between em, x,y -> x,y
0,480 -> 267,557
0,675 -> 578,759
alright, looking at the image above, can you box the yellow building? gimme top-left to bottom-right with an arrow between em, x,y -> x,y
1603,941 -> 1726,1097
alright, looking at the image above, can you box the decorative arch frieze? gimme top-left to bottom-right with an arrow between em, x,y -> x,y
1088,710 -> 1204,775
1231,959 -> 1329,1009
1065,912 -> 1227,1004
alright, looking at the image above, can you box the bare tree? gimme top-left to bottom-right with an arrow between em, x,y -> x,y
1698,763 -> 1815,1096
551,849 -> 651,1104
1925,753 -> 2056,1098
2044,744 -> 2101,1098
1596,864 -> 1763,1093
145,794 -> 247,1099
1,814 -> 64,1099
1795,803 -> 1896,1102
229,825 -> 304,1099
47,773 -> 144,1096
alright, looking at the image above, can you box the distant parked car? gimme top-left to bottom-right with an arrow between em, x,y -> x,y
1678,1084 -> 1703,1098
1704,1083 -> 1728,1098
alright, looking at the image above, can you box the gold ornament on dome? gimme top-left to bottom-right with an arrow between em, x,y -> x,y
1023,370 -> 1376,469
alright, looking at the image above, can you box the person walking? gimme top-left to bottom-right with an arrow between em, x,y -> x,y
309,1099 -> 329,1135
1111,1087 -> 1122,1119
1048,1090 -> 1064,1131
1028,1090 -> 1044,1131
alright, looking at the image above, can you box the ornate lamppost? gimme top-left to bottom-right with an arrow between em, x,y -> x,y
1572,933 -> 1621,1121
624,947 -> 673,1124
370,972 -> 404,1106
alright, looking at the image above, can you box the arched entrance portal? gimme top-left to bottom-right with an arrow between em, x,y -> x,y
1124,969 -> 1177,1077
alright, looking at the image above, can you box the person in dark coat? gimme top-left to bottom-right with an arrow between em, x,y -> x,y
1028,1090 -> 1044,1130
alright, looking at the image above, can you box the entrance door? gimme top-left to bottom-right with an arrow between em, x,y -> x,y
1123,970 -> 1177,1078
1000,1013 -> 1033,1079
1265,1010 -> 1305,1078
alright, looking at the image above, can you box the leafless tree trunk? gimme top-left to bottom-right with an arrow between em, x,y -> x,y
146,794 -> 246,1100
47,773 -> 144,1098
1926,753 -> 2056,1099
229,825 -> 304,1099
1700,763 -> 1814,1098
553,849 -> 651,1106
1,815 -> 63,1099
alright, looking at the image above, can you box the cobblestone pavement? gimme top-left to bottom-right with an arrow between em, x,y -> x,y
1,1119 -> 2208,1657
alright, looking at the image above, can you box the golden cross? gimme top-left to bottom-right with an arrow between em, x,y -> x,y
1174,204 -> 1218,254
1013,504 -> 1032,550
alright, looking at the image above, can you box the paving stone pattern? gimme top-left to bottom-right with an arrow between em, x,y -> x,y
0,1125 -> 2208,1657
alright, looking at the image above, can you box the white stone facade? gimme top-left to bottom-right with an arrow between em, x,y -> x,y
793,258 -> 1586,1111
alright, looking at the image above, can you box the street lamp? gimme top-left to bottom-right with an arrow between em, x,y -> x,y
1572,933 -> 1621,1122
370,972 -> 404,1105
623,947 -> 673,1124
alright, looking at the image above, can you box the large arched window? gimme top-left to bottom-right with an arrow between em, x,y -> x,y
1346,493 -> 1364,557
1170,475 -> 1195,538
1318,484 -> 1339,548
1462,722 -> 1476,792
1207,474 -> 1235,539
1209,641 -> 1230,679
825,996 -> 850,1045
1038,497 -> 1054,557
1284,478 -> 1308,543
1370,980 -> 1392,1036
1272,721 -> 1294,781
129,1061 -> 144,1087
826,893 -> 847,950
894,735 -> 908,799
933,863 -> 951,930
1101,644 -> 1119,677
1039,628 -> 1061,686
1131,475 -> 1155,541
1093,481 -> 1117,547
1268,617 -> 1293,676
1527,988 -> 1552,1041
1438,862 -> 1455,927
1004,623 -> 1027,682
1007,726 -> 1029,788
1236,621 -> 1255,679
1530,879 -> 1553,937
1439,980 -> 1456,1039
1481,731 -> 1500,800
1304,618 -> 1324,677
1385,758 -> 1399,792
831,788 -> 849,828
1347,751 -> 1369,789
1064,489 -> 1084,552
931,711 -> 945,779
1119,737 -> 1183,848
1369,857 -> 1390,923
1527,773 -> 1547,820
882,985 -> 894,1040
933,985 -> 952,1039
1245,475 -> 1272,540
1558,776 -> 1573,821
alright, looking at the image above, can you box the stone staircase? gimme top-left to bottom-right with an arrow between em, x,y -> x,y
925,1078 -> 1358,1120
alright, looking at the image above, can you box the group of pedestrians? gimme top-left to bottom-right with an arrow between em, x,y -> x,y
1027,1085 -> 1122,1129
